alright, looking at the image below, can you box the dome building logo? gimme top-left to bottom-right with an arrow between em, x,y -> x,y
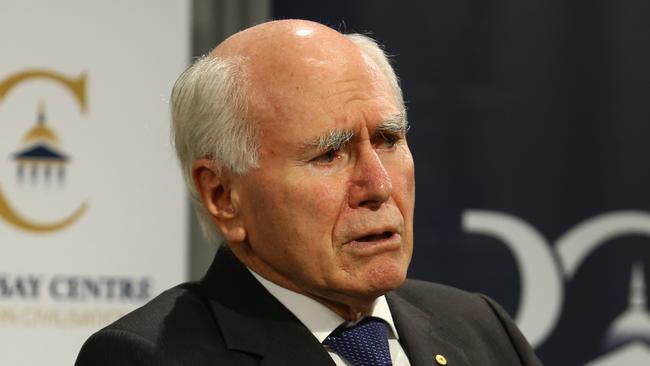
0,69 -> 88,233
13,102 -> 69,184
586,264 -> 650,365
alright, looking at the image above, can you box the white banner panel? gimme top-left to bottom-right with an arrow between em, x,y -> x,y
0,1 -> 190,364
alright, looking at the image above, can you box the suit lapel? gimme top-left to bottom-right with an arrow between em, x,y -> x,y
201,249 -> 472,366
387,291 -> 470,366
199,249 -> 335,366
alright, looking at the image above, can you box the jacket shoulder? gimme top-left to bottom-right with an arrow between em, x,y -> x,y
103,282 -> 208,340
391,279 -> 499,332
390,279 -> 543,366
75,282 -> 237,365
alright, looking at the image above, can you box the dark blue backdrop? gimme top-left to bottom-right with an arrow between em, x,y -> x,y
274,1 -> 650,365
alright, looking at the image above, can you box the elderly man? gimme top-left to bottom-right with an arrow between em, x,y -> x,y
76,20 -> 542,366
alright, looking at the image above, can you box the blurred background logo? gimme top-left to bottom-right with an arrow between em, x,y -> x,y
0,70 -> 88,233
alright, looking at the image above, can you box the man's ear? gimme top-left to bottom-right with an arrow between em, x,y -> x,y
191,159 -> 246,243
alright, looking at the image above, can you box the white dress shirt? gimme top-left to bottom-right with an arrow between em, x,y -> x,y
250,270 -> 412,366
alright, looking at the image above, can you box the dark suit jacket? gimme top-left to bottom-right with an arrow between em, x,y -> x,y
75,249 -> 543,365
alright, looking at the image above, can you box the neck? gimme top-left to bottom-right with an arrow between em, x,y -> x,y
231,244 -> 379,322
311,293 -> 377,321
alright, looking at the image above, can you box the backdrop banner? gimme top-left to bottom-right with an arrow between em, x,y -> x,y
274,1 -> 650,365
0,1 -> 190,364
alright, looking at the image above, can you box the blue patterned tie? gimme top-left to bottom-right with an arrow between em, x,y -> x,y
324,317 -> 393,366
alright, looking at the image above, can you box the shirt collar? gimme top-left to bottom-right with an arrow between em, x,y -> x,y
249,269 -> 400,343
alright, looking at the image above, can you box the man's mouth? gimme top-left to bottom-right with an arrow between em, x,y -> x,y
355,231 -> 394,242
347,229 -> 401,253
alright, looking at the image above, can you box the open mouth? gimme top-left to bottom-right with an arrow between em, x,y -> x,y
355,231 -> 394,242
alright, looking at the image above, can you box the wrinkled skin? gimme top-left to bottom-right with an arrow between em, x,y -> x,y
193,20 -> 415,320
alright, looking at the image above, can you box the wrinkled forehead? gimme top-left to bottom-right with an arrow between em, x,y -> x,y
252,57 -> 395,142
248,35 -> 377,95
255,43 -> 393,122
213,20 -> 398,141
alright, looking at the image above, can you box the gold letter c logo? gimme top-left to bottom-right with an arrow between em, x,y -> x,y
0,69 -> 88,233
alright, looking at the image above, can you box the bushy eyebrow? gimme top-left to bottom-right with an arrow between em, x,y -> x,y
377,111 -> 409,136
307,129 -> 355,151
303,111 -> 409,152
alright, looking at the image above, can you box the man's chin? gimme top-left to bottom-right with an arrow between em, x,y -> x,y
367,274 -> 407,296
348,264 -> 408,299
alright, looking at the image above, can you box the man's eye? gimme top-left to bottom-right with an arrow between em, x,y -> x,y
378,133 -> 399,149
312,149 -> 340,164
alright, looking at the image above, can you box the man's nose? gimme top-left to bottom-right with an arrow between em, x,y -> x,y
348,145 -> 393,209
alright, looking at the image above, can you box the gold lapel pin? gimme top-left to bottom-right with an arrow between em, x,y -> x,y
435,354 -> 447,365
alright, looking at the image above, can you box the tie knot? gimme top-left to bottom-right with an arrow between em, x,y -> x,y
324,317 -> 393,366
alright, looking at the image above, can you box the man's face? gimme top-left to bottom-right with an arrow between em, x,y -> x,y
231,38 -> 415,312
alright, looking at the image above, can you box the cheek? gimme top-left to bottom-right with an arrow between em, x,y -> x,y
389,157 -> 415,206
244,171 -> 344,242
310,182 -> 341,212
287,178 -> 345,240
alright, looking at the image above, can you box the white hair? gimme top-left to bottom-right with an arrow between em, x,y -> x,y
344,33 -> 406,111
170,56 -> 257,244
170,33 -> 405,246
